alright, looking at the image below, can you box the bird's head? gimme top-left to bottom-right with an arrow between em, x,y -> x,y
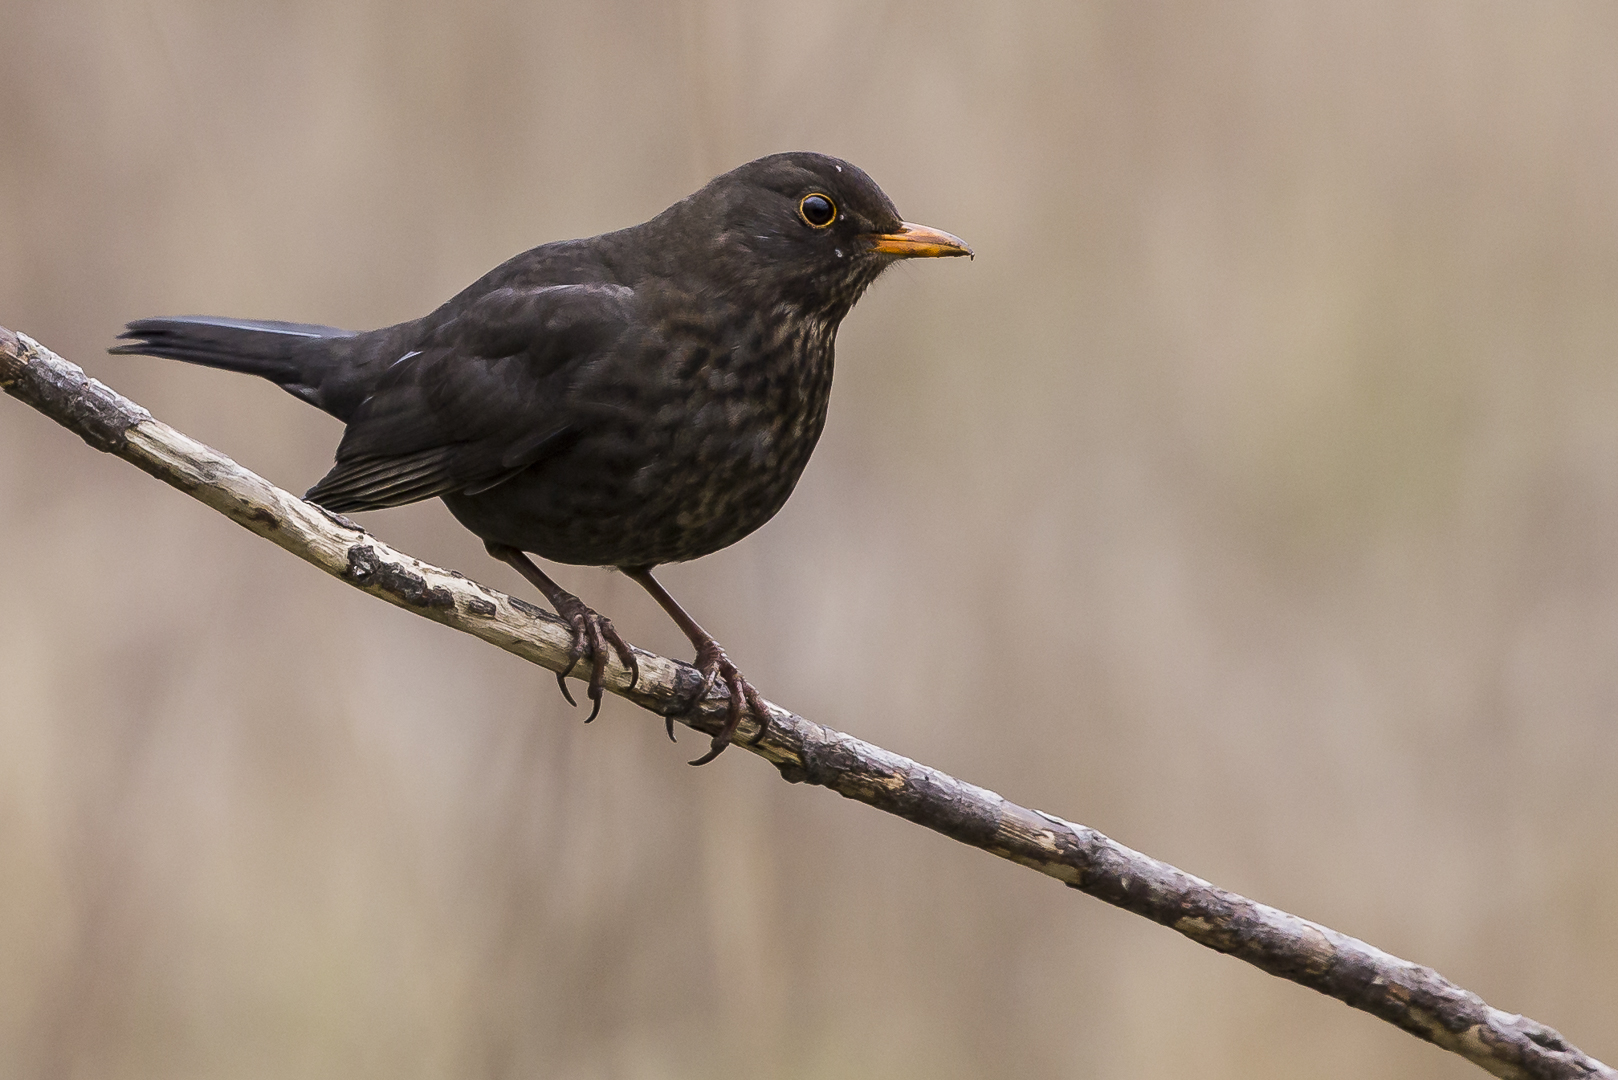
653,152 -> 971,318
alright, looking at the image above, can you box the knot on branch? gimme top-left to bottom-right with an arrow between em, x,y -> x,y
344,543 -> 455,610
1,329 -> 150,453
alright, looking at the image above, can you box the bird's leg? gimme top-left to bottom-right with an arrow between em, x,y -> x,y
485,542 -> 638,722
620,566 -> 771,765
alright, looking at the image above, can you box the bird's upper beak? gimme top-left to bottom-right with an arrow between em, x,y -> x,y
865,222 -> 973,259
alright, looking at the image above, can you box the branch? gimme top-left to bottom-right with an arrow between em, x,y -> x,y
2,324 -> 1610,1080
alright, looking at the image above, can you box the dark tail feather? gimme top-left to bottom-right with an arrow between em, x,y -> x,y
111,316 -> 358,407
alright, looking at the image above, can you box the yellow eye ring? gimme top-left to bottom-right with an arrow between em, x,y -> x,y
798,193 -> 837,228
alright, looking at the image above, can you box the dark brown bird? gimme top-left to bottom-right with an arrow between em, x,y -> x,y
112,152 -> 971,763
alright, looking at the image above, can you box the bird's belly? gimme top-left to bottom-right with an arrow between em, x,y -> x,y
445,313 -> 838,567
442,400 -> 824,568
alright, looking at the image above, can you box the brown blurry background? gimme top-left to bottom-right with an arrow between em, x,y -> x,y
2,3 -> 1616,1077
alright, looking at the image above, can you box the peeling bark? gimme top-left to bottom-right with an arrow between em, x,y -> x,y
2,325 -> 1611,1080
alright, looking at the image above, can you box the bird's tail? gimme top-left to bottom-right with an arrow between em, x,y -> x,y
110,316 -> 358,410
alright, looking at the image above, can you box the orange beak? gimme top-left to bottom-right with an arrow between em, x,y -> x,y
865,221 -> 973,259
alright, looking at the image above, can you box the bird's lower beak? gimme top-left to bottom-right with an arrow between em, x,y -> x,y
866,222 -> 973,259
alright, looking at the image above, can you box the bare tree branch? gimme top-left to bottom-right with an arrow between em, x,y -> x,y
2,324 -> 1610,1080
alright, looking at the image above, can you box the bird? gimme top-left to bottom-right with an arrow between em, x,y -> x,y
111,152 -> 971,764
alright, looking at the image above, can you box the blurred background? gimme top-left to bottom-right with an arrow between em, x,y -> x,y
2,2 -> 1616,1077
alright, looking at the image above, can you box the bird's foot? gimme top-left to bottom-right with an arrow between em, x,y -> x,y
680,639 -> 772,766
549,591 -> 639,723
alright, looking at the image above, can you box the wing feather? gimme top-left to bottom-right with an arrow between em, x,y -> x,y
303,284 -> 634,513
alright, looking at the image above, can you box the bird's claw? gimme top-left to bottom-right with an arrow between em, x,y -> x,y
549,593 -> 638,723
682,640 -> 772,765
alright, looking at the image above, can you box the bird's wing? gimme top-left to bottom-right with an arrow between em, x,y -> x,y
305,283 -> 635,512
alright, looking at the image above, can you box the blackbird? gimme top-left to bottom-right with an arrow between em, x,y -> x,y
112,152 -> 971,764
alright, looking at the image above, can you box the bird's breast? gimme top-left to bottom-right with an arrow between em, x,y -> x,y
459,301 -> 842,568
612,305 -> 837,561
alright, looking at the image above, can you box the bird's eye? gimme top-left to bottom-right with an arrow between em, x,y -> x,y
798,193 -> 837,229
